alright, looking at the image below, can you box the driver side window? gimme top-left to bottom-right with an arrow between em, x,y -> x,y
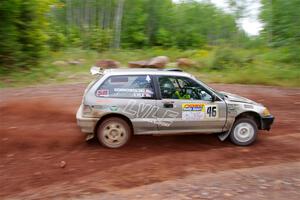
158,76 -> 212,101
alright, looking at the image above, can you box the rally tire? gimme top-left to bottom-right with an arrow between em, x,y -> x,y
97,117 -> 131,148
230,118 -> 258,146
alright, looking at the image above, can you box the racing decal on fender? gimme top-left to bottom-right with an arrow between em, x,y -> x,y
122,100 -> 179,127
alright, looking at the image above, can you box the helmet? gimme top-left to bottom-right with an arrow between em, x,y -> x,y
160,78 -> 176,98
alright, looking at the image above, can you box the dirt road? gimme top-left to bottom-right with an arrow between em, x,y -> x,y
0,83 -> 299,199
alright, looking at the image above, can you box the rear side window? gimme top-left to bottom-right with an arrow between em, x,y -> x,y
96,75 -> 155,99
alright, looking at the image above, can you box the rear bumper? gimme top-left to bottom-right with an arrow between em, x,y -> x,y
261,115 -> 275,131
76,105 -> 98,133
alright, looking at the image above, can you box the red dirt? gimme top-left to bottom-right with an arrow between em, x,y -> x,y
0,83 -> 299,199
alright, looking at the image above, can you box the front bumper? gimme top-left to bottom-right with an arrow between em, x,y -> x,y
76,105 -> 98,133
261,115 -> 275,131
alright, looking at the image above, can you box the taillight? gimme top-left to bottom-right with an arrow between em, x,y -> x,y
83,105 -> 92,115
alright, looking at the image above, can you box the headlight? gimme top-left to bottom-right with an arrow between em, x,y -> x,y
262,108 -> 271,116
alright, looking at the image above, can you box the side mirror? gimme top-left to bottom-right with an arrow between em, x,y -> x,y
211,94 -> 217,102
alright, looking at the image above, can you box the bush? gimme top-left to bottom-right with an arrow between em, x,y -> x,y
211,47 -> 254,70
211,48 -> 236,70
48,30 -> 67,50
0,0 -> 51,69
83,28 -> 113,52
263,46 -> 300,64
156,28 -> 175,47
67,27 -> 82,47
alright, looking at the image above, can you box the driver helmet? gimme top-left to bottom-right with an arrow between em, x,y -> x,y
160,79 -> 175,98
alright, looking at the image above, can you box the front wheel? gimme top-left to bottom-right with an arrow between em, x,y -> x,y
230,118 -> 258,146
97,117 -> 131,148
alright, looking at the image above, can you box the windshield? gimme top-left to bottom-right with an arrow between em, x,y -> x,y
193,77 -> 225,99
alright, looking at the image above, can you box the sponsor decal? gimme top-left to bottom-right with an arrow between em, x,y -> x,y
182,103 -> 205,111
110,106 -> 118,112
114,88 -> 144,93
181,103 -> 219,120
96,89 -> 109,97
114,88 -> 154,98
182,103 -> 205,120
146,75 -> 151,82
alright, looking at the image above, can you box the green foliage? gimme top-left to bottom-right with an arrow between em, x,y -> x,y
173,2 -> 237,49
211,48 -> 235,70
0,0 -> 21,68
260,0 -> 300,50
67,27 -> 82,47
121,0 -> 149,47
48,25 -> 67,50
1,47 -> 299,88
0,0 -> 52,69
198,64 -> 300,87
18,1 -> 49,63
0,0 -> 300,89
83,28 -> 113,52
210,47 -> 254,70
156,28 -> 175,47
260,46 -> 300,64
120,0 -> 239,49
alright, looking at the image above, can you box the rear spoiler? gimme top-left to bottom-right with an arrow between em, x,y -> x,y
90,66 -> 104,75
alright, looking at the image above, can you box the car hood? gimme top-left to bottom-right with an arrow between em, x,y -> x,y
220,91 -> 259,105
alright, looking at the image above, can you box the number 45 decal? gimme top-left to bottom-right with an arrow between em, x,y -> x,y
206,105 -> 218,118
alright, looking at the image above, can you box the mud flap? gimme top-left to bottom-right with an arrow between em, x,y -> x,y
218,121 -> 235,141
217,131 -> 231,141
86,133 -> 95,141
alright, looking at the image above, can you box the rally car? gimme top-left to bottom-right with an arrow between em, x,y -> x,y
76,67 -> 274,148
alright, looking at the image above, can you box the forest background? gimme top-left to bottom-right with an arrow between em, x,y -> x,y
0,0 -> 299,87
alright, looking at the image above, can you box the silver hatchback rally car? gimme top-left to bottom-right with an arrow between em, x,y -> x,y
76,67 -> 274,148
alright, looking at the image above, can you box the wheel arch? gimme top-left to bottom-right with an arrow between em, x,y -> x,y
94,113 -> 134,134
235,111 -> 262,129
218,111 -> 262,142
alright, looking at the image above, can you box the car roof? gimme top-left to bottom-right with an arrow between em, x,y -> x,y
103,68 -> 193,78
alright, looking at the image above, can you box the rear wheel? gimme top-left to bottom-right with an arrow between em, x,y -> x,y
97,117 -> 131,148
230,118 -> 258,146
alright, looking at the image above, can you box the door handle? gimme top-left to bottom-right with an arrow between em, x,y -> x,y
163,102 -> 174,108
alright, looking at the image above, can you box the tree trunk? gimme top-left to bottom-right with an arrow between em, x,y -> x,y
112,0 -> 124,48
66,0 -> 72,26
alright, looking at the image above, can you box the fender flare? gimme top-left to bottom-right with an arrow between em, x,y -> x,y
85,113 -> 133,141
218,111 -> 262,141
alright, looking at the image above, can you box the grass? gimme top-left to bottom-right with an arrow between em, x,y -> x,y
0,47 -> 299,88
195,64 -> 300,87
